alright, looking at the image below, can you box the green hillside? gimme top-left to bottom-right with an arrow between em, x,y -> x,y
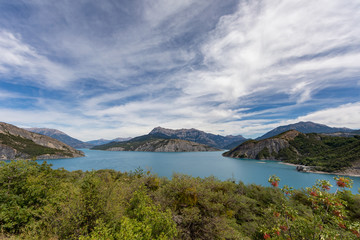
92,134 -> 168,151
224,131 -> 360,173
0,133 -> 70,158
279,134 -> 360,172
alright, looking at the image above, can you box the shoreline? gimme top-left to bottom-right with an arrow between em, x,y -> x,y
279,162 -> 360,178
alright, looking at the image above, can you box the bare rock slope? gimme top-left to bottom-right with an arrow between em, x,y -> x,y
0,122 -> 84,160
95,136 -> 220,152
223,130 -> 300,159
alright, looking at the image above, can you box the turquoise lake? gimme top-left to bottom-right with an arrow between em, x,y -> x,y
40,149 -> 360,193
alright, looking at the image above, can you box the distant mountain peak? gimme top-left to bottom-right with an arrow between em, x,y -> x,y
26,127 -> 66,136
257,121 -> 354,140
26,127 -> 93,149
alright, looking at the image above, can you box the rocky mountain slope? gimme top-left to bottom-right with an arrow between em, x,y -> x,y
26,128 -> 93,148
257,121 -> 354,140
224,130 -> 301,160
86,137 -> 132,146
149,127 -> 246,149
92,134 -> 219,152
223,130 -> 360,174
0,122 -> 84,160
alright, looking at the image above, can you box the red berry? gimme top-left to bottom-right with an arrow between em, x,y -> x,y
310,191 -> 318,196
280,225 -> 288,231
338,223 -> 346,229
271,181 -> 279,187
264,233 -> 271,239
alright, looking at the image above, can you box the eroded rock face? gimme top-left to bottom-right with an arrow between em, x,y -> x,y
0,144 -> 24,159
223,130 -> 301,159
0,122 -> 84,160
107,139 -> 220,152
223,139 -> 289,159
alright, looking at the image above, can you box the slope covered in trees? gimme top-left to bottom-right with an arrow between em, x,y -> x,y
224,130 -> 360,173
1,160 -> 360,239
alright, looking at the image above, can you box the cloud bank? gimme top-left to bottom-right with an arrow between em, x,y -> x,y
0,0 -> 359,140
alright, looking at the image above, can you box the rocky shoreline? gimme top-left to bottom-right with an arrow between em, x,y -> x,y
280,162 -> 360,177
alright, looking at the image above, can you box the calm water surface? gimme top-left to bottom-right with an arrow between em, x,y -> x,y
40,149 -> 360,193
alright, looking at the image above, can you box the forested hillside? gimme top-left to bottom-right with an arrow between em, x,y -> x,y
224,130 -> 360,173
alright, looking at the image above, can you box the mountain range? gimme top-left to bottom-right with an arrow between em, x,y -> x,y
26,128 -> 94,148
86,137 -> 132,146
92,133 -> 220,152
92,127 -> 247,152
0,122 -> 84,160
25,122 -> 359,152
149,127 -> 246,149
26,128 -> 132,148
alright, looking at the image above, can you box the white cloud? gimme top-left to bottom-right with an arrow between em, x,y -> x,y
0,30 -> 74,88
295,102 -> 360,129
180,0 -> 360,105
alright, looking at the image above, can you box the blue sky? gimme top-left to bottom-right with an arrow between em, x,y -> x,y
0,0 -> 359,141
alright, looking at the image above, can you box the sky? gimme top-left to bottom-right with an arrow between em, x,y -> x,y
0,0 -> 359,141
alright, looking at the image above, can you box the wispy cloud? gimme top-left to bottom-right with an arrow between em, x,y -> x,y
181,0 -> 360,104
0,30 -> 74,88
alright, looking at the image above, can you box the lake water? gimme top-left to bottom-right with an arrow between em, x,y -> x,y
40,149 -> 360,193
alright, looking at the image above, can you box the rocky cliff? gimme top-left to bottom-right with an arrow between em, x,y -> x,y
94,136 -> 220,152
223,130 -> 301,159
0,122 -> 84,160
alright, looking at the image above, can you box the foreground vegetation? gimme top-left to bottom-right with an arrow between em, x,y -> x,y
1,160 -> 360,239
